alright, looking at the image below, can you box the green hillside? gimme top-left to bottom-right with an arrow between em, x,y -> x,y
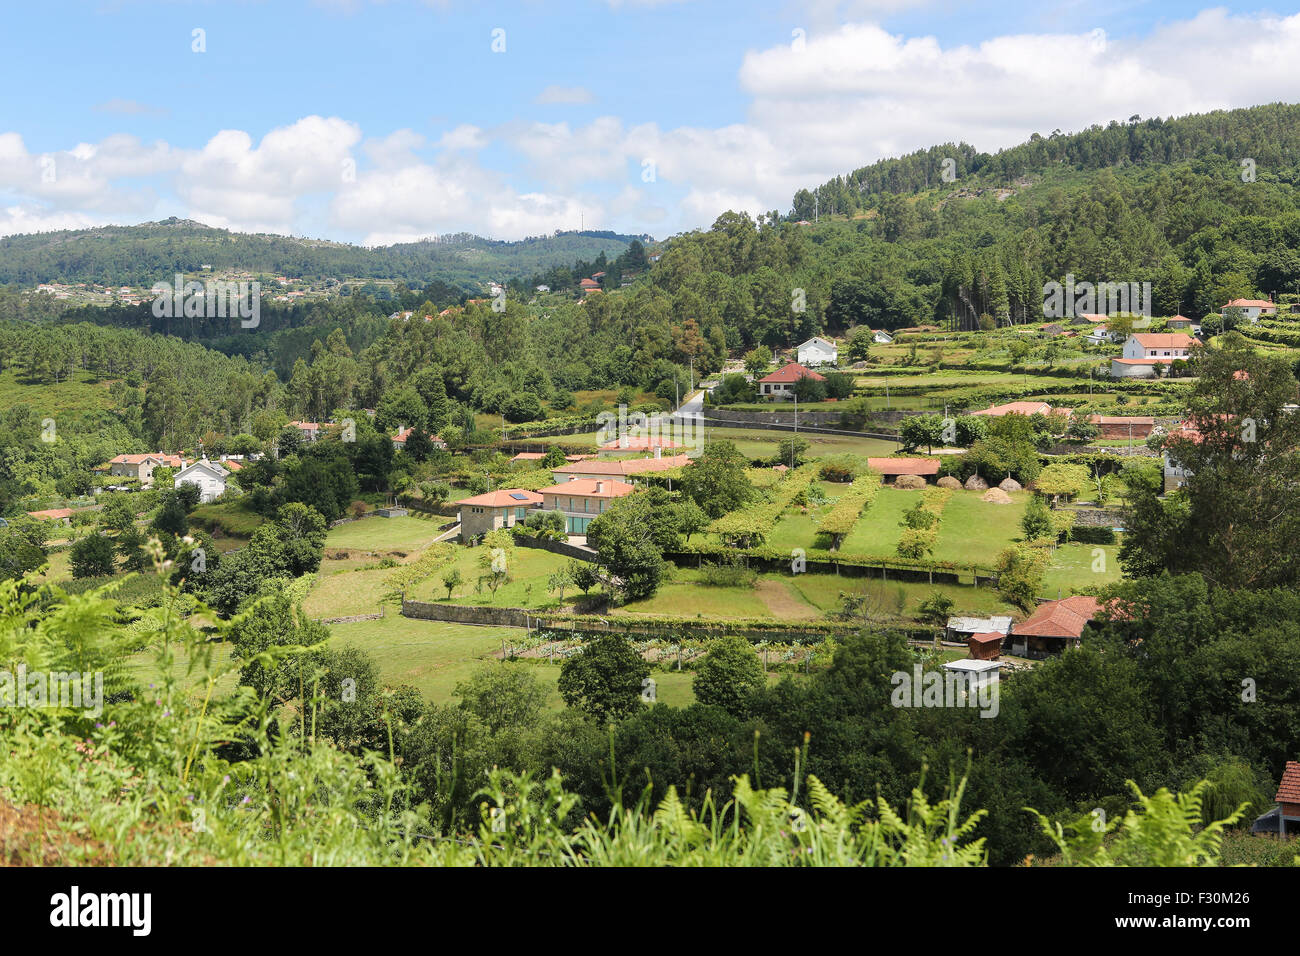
0,218 -> 647,289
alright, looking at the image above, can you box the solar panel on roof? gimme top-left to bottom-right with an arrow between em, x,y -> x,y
508,492 -> 530,500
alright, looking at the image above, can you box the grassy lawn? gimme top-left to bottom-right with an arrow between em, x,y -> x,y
616,579 -> 778,620
839,486 -> 916,555
190,498 -> 265,539
35,549 -> 72,584
1039,543 -> 1121,599
413,545 -> 585,608
326,514 -> 445,552
328,616 -> 700,709
786,572 -> 1017,619
930,490 -> 1028,566
531,427 -> 899,461
327,616 -> 526,704
303,567 -> 394,618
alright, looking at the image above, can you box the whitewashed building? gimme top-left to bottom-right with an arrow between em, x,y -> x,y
174,459 -> 231,503
796,336 -> 838,366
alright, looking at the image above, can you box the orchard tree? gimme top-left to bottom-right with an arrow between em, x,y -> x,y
692,635 -> 765,717
557,632 -> 650,723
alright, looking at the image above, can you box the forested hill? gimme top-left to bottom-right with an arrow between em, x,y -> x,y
793,103 -> 1300,220
0,219 -> 646,289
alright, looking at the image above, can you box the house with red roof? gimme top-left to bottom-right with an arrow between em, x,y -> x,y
551,454 -> 691,485
1009,596 -> 1101,657
970,401 -> 1065,418
1087,415 -> 1155,440
1252,761 -> 1300,837
537,477 -> 635,536
1110,333 -> 1198,378
599,435 -> 685,453
758,363 -> 825,400
1220,298 -> 1276,324
866,457 -> 940,483
106,453 -> 185,485
392,426 -> 447,452
454,489 -> 543,542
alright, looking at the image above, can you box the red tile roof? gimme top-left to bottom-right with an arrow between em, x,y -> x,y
1088,415 -> 1155,426
553,454 -> 691,477
454,489 -> 543,508
758,363 -> 825,384
599,436 -> 685,451
1276,761 -> 1300,804
1223,299 -> 1274,309
1132,333 -> 1195,349
867,457 -> 940,476
1111,357 -> 1178,365
26,508 -> 74,520
968,632 -> 1004,645
539,478 -> 636,498
109,453 -> 184,467
1014,596 -> 1101,639
971,401 -> 1058,417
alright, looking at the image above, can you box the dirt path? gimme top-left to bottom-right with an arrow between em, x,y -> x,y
755,579 -> 820,620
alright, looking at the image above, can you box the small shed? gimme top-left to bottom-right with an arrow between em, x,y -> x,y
967,632 -> 1004,661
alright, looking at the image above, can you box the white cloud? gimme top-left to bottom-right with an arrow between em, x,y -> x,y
6,8 -> 1300,241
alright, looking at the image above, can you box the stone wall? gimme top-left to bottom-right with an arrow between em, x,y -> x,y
514,534 -> 598,562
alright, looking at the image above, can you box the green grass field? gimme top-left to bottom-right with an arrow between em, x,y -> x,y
532,426 -> 899,461
412,544 -> 586,608
190,499 -> 264,541
0,367 -> 120,419
1039,543 -> 1121,598
786,572 -> 1016,618
839,486 -> 916,554
326,514 -> 445,552
930,490 -> 1029,565
326,616 -> 699,708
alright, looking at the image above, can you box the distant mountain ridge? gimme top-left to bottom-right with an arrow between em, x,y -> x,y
0,218 -> 650,289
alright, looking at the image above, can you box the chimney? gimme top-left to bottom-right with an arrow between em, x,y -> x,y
595,481 -> 604,494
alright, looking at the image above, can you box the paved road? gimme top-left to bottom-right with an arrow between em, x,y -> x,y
672,387 -> 708,421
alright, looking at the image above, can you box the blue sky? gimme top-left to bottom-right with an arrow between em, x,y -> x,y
1,0 -> 1298,243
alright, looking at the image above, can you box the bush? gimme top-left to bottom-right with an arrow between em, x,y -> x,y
69,533 -> 117,579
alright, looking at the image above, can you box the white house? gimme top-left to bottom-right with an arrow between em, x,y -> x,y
796,336 -> 838,366
1221,298 -> 1276,324
1110,333 -> 1196,378
174,459 -> 231,504
872,329 -> 894,344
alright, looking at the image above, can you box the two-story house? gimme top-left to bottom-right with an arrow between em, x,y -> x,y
173,458 -> 232,504
107,453 -> 185,486
454,489 -> 543,542
1110,333 -> 1196,378
537,477 -> 634,537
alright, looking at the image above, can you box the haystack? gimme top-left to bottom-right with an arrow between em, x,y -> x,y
894,474 -> 926,489
981,488 -> 1013,504
998,478 -> 1023,492
936,476 -> 962,490
963,474 -> 989,491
